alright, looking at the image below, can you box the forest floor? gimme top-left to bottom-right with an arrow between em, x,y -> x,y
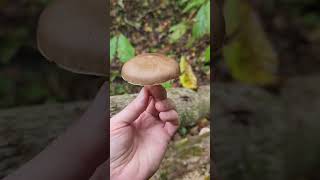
110,0 -> 210,95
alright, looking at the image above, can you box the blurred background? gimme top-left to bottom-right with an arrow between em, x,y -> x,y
216,0 -> 320,83
0,0 -> 104,110
214,0 -> 320,180
0,0 -> 105,178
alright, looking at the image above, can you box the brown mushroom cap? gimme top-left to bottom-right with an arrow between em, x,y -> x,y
121,53 -> 180,86
37,0 -> 107,76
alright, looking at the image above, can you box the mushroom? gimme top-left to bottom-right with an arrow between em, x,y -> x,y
121,53 -> 180,86
37,0 -> 108,76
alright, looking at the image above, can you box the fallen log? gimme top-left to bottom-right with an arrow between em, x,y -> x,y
0,86 -> 210,178
111,85 -> 210,126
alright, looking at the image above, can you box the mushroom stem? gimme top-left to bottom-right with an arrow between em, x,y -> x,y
145,85 -> 168,101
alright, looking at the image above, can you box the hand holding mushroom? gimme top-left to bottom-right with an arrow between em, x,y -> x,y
110,53 -> 180,179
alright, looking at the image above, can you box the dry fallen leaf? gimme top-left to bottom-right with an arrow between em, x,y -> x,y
179,56 -> 198,90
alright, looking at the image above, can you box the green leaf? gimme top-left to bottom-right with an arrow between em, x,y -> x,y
223,0 -> 278,85
117,34 -> 135,63
178,127 -> 188,137
162,82 -> 172,89
182,0 -> 206,13
204,46 -> 210,63
168,22 -> 188,43
178,0 -> 189,6
110,36 -> 118,61
192,1 -> 210,39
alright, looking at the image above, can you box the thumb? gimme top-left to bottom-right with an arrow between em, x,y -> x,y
81,82 -> 108,124
89,160 -> 108,180
111,87 -> 149,124
146,85 -> 167,101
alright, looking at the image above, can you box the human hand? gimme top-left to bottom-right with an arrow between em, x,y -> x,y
110,85 -> 179,180
4,82 -> 108,180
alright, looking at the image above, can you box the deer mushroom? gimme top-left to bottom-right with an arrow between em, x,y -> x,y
37,0 -> 108,76
121,53 -> 180,86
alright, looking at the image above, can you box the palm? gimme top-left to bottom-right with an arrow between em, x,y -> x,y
110,86 -> 179,180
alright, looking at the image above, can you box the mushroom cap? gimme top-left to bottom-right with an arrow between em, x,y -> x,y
121,53 -> 180,86
37,0 -> 107,76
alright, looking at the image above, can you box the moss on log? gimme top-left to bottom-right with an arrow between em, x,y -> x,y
151,133 -> 210,180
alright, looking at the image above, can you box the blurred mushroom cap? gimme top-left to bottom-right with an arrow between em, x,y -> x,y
121,53 -> 180,86
37,0 -> 107,76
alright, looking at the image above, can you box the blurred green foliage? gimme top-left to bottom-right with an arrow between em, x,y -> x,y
219,0 -> 320,86
191,0 -> 210,39
223,0 -> 278,85
179,0 -> 206,13
110,36 -> 118,60
168,22 -> 188,43
175,0 -> 211,41
0,28 -> 29,64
